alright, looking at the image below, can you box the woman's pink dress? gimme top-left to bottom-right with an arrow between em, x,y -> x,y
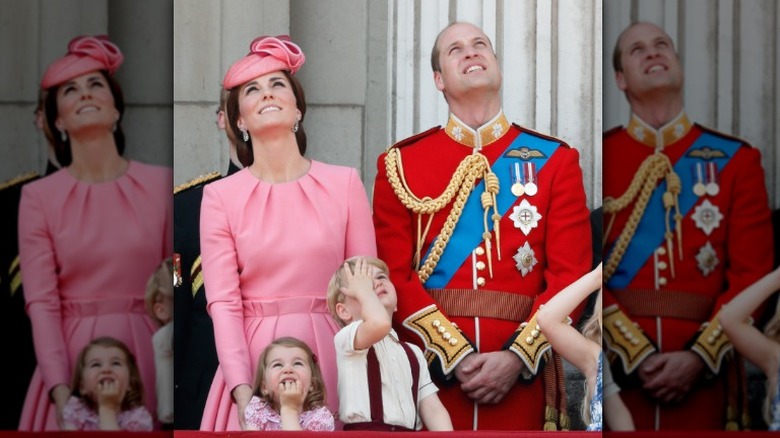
199,161 -> 376,431
17,161 -> 172,430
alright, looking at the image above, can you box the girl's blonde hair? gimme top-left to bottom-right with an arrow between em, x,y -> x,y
579,289 -> 602,426
144,257 -> 173,325
252,337 -> 327,411
326,256 -> 390,327
70,337 -> 145,412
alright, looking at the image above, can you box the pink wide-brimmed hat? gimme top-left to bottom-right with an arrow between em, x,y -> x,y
222,35 -> 305,90
40,35 -> 124,89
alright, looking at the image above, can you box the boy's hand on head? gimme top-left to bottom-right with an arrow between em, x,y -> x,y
340,259 -> 374,300
279,380 -> 306,413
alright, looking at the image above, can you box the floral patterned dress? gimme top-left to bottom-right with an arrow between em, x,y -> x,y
61,396 -> 153,431
586,352 -> 603,431
244,396 -> 334,431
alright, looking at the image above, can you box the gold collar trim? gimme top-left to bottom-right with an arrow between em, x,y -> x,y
445,111 -> 510,149
626,112 -> 692,149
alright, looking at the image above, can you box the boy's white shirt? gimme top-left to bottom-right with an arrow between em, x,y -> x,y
153,322 -> 174,423
334,320 -> 437,429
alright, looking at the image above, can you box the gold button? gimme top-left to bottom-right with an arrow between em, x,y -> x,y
477,277 -> 486,287
631,338 -> 640,345
442,332 -> 451,340
535,324 -> 540,331
625,332 -> 634,341
476,261 -> 486,270
619,326 -> 628,334
658,261 -> 668,270
432,320 -> 441,328
659,277 -> 668,286
475,247 -> 485,256
449,338 -> 458,346
437,326 -> 446,334
657,246 -> 667,256
526,337 -> 534,345
708,336 -> 716,345
520,322 -> 528,329
614,320 -> 623,327
532,330 -> 540,338
712,329 -> 721,338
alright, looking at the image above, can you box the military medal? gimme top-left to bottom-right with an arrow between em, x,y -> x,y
511,163 -> 524,196
691,199 -> 723,236
705,162 -> 720,196
513,241 -> 538,277
524,162 -> 538,196
509,199 -> 542,236
173,253 -> 183,287
692,162 -> 706,197
695,241 -> 718,276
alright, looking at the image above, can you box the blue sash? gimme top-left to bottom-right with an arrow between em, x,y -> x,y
422,132 -> 561,289
606,132 -> 742,289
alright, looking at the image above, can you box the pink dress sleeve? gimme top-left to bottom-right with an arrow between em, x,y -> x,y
118,406 -> 154,431
345,168 -> 377,258
301,406 -> 335,431
18,185 -> 70,392
200,184 -> 253,392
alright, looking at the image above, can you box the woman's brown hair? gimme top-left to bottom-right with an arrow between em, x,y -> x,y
44,70 -> 126,167
251,337 -> 326,411
70,337 -> 145,412
226,70 -> 307,166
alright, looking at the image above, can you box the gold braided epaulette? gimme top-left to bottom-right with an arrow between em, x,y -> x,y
603,304 -> 655,374
510,123 -> 571,149
385,126 -> 440,151
691,314 -> 732,374
403,305 -> 473,375
508,312 -> 550,375
0,171 -> 39,192
174,171 -> 221,194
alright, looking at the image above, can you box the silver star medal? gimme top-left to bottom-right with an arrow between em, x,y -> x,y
513,241 -> 538,277
695,241 -> 719,277
509,199 -> 542,236
691,199 -> 723,236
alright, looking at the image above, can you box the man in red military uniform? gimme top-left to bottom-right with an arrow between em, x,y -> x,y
373,22 -> 592,431
603,22 -> 774,430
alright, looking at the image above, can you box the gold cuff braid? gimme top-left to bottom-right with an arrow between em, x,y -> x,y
691,315 -> 732,374
403,305 -> 473,375
603,304 -> 655,374
508,312 -> 550,375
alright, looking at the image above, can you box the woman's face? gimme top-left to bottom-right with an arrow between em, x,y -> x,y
79,345 -> 130,404
54,71 -> 119,138
236,71 -> 300,139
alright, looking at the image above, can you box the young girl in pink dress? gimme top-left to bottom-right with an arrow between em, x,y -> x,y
62,337 -> 153,431
199,35 -> 376,430
244,337 -> 334,431
18,35 -> 171,430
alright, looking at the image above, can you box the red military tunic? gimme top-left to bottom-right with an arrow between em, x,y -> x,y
602,112 -> 774,430
373,111 -> 591,430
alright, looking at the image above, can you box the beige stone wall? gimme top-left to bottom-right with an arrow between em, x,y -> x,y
0,0 -> 172,182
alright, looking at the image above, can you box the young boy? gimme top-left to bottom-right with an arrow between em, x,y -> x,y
144,258 -> 174,428
326,256 -> 452,431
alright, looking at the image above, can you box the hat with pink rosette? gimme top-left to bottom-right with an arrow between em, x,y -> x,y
40,35 -> 124,89
222,35 -> 305,90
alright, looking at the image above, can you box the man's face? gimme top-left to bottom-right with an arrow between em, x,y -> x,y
434,23 -> 501,100
616,23 -> 683,99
